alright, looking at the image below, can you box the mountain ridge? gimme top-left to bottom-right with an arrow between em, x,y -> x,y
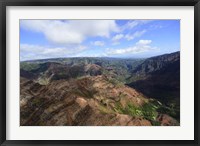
20,51 -> 180,126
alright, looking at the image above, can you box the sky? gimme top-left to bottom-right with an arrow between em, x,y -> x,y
20,20 -> 180,61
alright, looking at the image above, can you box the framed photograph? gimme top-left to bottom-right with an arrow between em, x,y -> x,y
0,0 -> 199,145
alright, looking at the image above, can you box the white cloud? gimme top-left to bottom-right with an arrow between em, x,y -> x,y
136,40 -> 152,45
20,20 -> 119,45
91,41 -> 105,46
74,52 -> 108,58
125,30 -> 146,41
112,34 -> 124,41
111,30 -> 146,44
123,20 -> 153,30
111,41 -> 120,46
20,44 -> 87,61
107,39 -> 157,55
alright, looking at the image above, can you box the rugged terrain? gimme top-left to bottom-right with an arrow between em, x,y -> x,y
20,52 -> 180,126
127,52 -> 180,121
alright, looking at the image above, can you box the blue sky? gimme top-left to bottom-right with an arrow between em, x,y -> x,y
20,20 -> 180,61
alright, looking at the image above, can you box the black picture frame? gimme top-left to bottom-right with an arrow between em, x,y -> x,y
0,0 -> 199,145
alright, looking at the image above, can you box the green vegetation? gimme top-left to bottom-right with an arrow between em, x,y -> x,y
36,73 -> 52,85
37,77 -> 50,85
107,78 -> 123,87
20,55 -> 180,125
98,104 -> 113,114
113,98 -> 179,125
21,62 -> 40,71
21,57 -> 144,83
114,101 -> 161,125
157,103 -> 180,122
140,102 -> 158,121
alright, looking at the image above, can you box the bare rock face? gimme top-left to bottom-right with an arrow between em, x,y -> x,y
76,97 -> 88,108
21,75 -> 165,126
20,54 -> 180,126
112,114 -> 152,126
157,114 -> 179,126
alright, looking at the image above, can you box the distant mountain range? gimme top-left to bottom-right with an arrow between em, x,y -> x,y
20,51 -> 180,126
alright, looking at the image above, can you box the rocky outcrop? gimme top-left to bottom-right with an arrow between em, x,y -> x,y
157,114 -> 179,126
20,53 -> 180,126
20,75 -> 178,126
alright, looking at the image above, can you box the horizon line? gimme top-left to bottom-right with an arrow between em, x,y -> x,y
20,51 -> 180,62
